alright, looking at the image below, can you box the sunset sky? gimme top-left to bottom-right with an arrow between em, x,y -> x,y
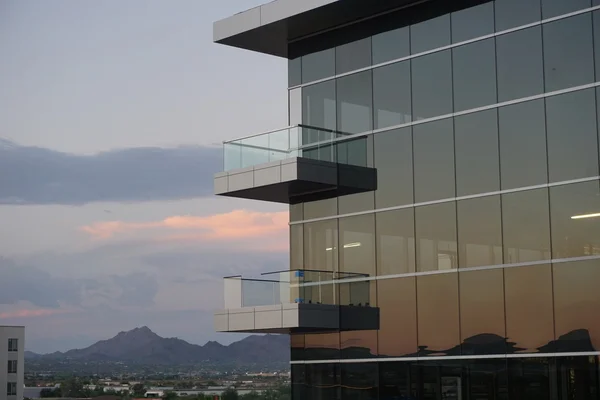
0,0 -> 290,353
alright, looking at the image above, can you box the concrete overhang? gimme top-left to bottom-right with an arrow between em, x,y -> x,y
213,0 -> 427,58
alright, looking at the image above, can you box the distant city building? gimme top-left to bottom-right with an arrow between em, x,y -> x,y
0,326 -> 24,400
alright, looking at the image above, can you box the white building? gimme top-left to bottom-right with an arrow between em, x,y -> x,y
0,326 -> 24,400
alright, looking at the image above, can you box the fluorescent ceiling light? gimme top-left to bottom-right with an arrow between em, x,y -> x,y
325,243 -> 362,251
571,212 -> 600,220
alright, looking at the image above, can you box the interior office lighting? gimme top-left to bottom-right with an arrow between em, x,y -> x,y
325,242 -> 362,251
571,212 -> 600,220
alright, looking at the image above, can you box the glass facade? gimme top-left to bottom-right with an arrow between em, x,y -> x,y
285,0 -> 600,399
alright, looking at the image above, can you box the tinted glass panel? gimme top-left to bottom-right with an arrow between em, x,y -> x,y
556,356 -> 600,400
290,225 -> 303,271
453,39 -> 497,112
495,0 -> 542,31
454,110 -> 500,196
595,12 -> 600,80
302,81 -> 336,161
467,359 -> 509,400
372,27 -> 410,64
291,334 -> 305,361
373,62 -> 412,129
451,2 -> 494,43
496,27 -> 544,102
306,363 -> 340,399
341,363 -> 378,400
413,118 -> 455,202
505,265 -> 555,353
380,362 -> 413,399
411,14 -> 451,54
304,333 -> 340,360
304,220 -> 338,272
507,358 -> 551,399
339,214 -> 375,277
374,128 -> 413,208
290,203 -> 303,222
499,99 -> 547,189
502,189 -> 551,263
417,273 -> 460,356
303,198 -> 337,220
554,259 -> 600,352
337,71 -> 372,135
457,195 -> 503,268
376,209 -> 416,275
542,0 -> 591,19
543,14 -> 594,92
412,50 -> 453,119
302,48 -> 335,83
336,38 -> 372,75
340,330 -> 378,359
378,278 -> 418,357
418,360 -> 465,399
416,202 -> 458,272
546,89 -> 599,183
460,269 -> 506,355
289,57 -> 301,87
291,364 -> 306,399
550,181 -> 600,259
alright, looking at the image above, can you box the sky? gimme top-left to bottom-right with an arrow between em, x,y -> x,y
0,0 -> 290,353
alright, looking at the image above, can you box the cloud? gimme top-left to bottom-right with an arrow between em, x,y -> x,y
0,139 -> 221,205
0,308 -> 76,319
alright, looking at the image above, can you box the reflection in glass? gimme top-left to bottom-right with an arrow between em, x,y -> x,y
468,360 -> 509,400
373,62 -> 411,129
302,48 -> 335,83
417,273 -> 460,356
550,181 -> 600,259
378,278 -> 418,357
541,0 -> 591,19
306,363 -> 340,400
291,334 -> 305,361
302,80 -> 337,161
337,71 -> 372,135
505,265 -> 554,353
372,27 -> 409,64
341,363 -> 378,400
543,14 -> 594,92
507,358 -> 551,399
499,99 -> 547,190
458,196 -> 503,268
459,269 -> 506,355
376,209 -> 416,275
304,220 -> 338,272
411,14 -> 450,54
418,360 -> 464,399
455,110 -> 500,196
495,0 -> 542,32
502,189 -> 551,263
290,225 -> 303,271
305,333 -> 340,361
451,2 -> 494,43
412,50 -> 453,119
556,356 -> 600,400
554,259 -> 600,352
289,203 -> 303,222
416,202 -> 458,272
452,39 -> 497,112
303,198 -> 337,220
496,27 -> 544,102
336,38 -> 371,75
413,118 -> 455,202
340,330 -> 378,359
289,57 -> 301,87
373,128 -> 413,208
339,215 -> 375,276
379,362 -> 413,399
546,89 -> 599,183
291,364 -> 306,400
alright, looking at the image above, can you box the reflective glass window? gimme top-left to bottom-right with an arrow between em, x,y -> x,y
336,38 -> 372,75
373,62 -> 412,129
374,128 -> 413,208
457,195 -> 503,268
302,48 -> 335,83
467,360 -> 509,400
418,360 -> 465,398
595,12 -> 600,79
496,27 -> 544,102
291,364 -> 306,399
416,202 -> 458,272
291,334 -> 305,361
495,0 -> 542,32
417,273 -> 461,356
372,27 -> 410,65
543,14 -> 594,92
556,356 -> 600,400
413,118 -> 455,202
550,181 -> 600,259
337,71 -> 373,135
542,0 -> 591,19
304,220 -> 338,272
341,330 -> 378,359
302,81 -> 337,161
338,136 -> 374,214
289,57 -> 301,87
554,259 -> 600,352
303,198 -> 337,220
411,50 -> 453,119
451,2 -> 494,43
454,110 -> 500,196
339,214 -> 376,277
306,363 -> 340,399
304,333 -> 340,360
290,203 -> 303,222
290,225 -> 303,271
411,14 -> 451,54
507,358 -> 551,399
459,269 -> 506,355
452,38 -> 497,112
378,278 -> 418,357
546,89 -> 599,183
376,209 -> 416,275
502,189 -> 551,263
504,265 -> 555,353
498,99 -> 547,190
341,363 -> 378,400
380,362 -> 413,399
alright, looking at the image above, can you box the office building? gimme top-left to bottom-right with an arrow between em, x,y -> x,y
0,326 -> 24,400
212,0 -> 600,398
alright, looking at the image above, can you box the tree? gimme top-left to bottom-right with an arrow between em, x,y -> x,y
61,378 -> 85,398
40,388 -> 60,398
221,388 -> 239,400
132,383 -> 146,397
240,391 -> 261,400
163,391 -> 179,400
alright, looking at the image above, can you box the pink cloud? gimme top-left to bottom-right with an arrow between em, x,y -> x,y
0,308 -> 76,319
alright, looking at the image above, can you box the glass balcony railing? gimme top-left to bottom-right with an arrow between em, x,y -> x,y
223,269 -> 372,308
223,125 -> 368,171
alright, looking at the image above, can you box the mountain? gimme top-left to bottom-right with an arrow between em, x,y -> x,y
26,327 -> 289,365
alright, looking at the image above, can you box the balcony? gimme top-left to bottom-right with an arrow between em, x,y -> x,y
214,269 -> 380,334
213,125 -> 377,204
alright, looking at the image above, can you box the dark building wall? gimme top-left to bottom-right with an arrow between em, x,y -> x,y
287,0 -> 600,398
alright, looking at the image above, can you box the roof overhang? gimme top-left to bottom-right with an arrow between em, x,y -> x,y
213,0 -> 427,58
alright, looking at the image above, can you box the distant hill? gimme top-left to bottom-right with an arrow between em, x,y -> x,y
26,326 -> 289,365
